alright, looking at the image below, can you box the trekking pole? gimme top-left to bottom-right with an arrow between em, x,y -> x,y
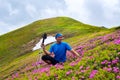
37,33 -> 47,65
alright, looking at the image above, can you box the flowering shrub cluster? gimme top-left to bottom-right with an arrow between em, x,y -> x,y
101,56 -> 120,73
114,39 -> 120,44
89,70 -> 98,78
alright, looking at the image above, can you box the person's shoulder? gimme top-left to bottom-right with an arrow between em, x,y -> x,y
51,42 -> 57,46
62,42 -> 69,45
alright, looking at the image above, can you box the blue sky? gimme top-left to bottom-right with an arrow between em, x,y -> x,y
0,0 -> 120,35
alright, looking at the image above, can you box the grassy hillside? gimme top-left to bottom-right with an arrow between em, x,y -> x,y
0,17 -> 119,79
0,17 -> 106,66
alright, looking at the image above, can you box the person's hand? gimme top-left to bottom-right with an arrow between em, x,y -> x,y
77,54 -> 81,57
70,49 -> 80,58
41,43 -> 45,49
75,52 -> 80,57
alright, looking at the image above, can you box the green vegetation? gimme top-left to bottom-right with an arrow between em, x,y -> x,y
0,17 -> 119,80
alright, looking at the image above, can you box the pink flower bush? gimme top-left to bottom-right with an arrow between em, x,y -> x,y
86,66 -> 90,70
32,60 -> 44,67
69,61 -> 77,66
114,39 -> 120,44
55,63 -> 64,70
113,67 -> 119,73
79,66 -> 83,69
76,46 -> 84,56
72,76 -> 75,80
101,60 -> 108,65
107,68 -> 112,72
66,70 -> 72,76
11,72 -> 19,79
116,75 -> 120,79
34,77 -> 38,80
118,52 -> 120,55
112,59 -> 118,64
32,67 -> 50,74
89,70 -> 98,78
80,70 -> 85,73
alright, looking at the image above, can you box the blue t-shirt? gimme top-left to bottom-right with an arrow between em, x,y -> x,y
49,42 -> 72,62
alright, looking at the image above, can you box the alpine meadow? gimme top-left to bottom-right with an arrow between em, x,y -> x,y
0,17 -> 120,80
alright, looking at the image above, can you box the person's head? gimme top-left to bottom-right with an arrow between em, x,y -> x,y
55,33 -> 64,43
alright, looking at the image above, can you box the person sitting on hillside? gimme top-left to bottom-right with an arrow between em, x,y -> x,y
41,33 -> 80,65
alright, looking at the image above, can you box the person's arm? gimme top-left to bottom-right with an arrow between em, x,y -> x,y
41,43 -> 51,55
70,49 -> 80,57
65,42 -> 80,57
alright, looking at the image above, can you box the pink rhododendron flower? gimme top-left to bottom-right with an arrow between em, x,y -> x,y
72,76 -> 75,80
70,62 -> 77,66
32,67 -> 50,74
112,59 -> 118,64
80,66 -> 83,69
118,52 -> 120,55
55,63 -> 64,70
113,67 -> 119,73
34,77 -> 38,80
107,68 -> 112,72
101,60 -> 108,65
89,70 -> 98,78
11,72 -> 19,79
66,70 -> 72,75
116,75 -> 120,79
86,66 -> 90,70
80,70 -> 85,73
89,56 -> 94,59
114,39 -> 120,44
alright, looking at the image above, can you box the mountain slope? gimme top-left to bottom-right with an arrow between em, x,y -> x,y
0,17 -> 115,79
0,17 -> 106,66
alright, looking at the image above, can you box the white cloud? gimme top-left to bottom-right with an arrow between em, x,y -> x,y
0,21 -> 12,35
64,0 -> 85,12
64,0 -> 120,28
40,0 -> 90,22
25,3 -> 38,18
0,0 -> 120,35
8,5 -> 19,16
0,21 -> 26,35
40,8 -> 64,19
101,0 -> 120,19
64,0 -> 90,22
0,1 -> 18,16
98,0 -> 120,27
102,0 -> 119,7
0,21 -> 10,28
